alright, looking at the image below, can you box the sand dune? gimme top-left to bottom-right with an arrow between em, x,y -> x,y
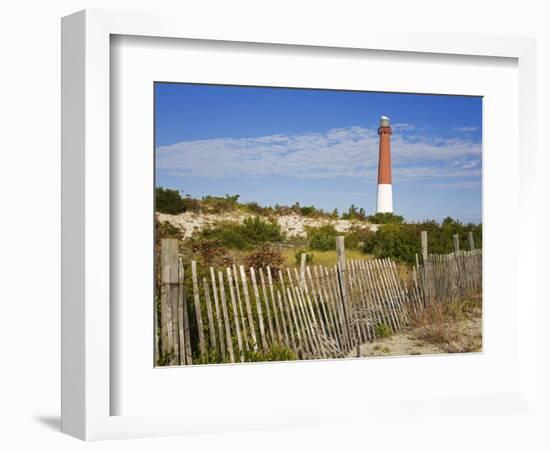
157,211 -> 379,239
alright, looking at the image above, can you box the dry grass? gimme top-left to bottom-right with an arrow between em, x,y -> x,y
410,293 -> 482,353
281,248 -> 374,267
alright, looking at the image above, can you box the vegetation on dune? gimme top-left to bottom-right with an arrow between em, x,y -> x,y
366,212 -> 405,224
410,293 -> 482,353
340,204 -> 367,220
156,187 -> 339,218
293,250 -> 314,266
155,187 -> 188,214
306,224 -> 339,251
156,218 -> 182,240
374,323 -> 393,339
305,224 -> 371,252
192,344 -> 298,365
155,187 -> 202,214
156,188 -> 482,270
200,216 -> 284,250
343,226 -> 372,250
190,239 -> 233,267
283,248 -> 372,267
363,217 -> 482,264
244,344 -> 298,362
244,245 -> 285,273
156,187 -> 394,222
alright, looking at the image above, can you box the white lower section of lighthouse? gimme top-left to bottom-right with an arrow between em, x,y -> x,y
376,184 -> 393,213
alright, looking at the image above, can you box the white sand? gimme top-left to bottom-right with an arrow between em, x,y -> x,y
348,316 -> 482,358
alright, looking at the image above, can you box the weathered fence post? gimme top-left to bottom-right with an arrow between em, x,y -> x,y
160,238 -> 179,365
421,230 -> 428,262
468,231 -> 475,251
191,260 -> 206,356
453,234 -> 460,256
299,252 -> 307,290
335,236 -> 353,350
179,256 -> 192,365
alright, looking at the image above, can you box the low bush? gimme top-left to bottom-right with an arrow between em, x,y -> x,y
200,223 -> 249,249
243,201 -> 273,216
298,205 -> 318,217
363,218 -> 482,264
200,217 -> 284,250
244,245 -> 285,273
374,323 -> 392,339
155,187 -> 201,214
306,225 -> 370,251
156,348 -> 176,366
240,217 -> 283,243
193,345 -> 297,365
366,212 -> 405,224
190,239 -> 233,267
200,194 -> 240,213
306,225 -> 338,251
155,187 -> 187,214
244,344 -> 298,362
344,226 -> 371,250
410,295 -> 482,353
363,223 -> 418,264
272,202 -> 332,218
155,217 -> 182,240
340,204 -> 367,220
294,250 -> 314,266
193,349 -> 228,365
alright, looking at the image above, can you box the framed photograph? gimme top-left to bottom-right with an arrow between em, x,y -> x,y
62,9 -> 537,441
153,83 -> 483,368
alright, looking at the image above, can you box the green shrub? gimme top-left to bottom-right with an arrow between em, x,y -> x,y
344,226 -> 371,250
294,250 -> 314,266
299,205 -> 317,217
341,204 -> 367,220
155,217 -> 182,240
374,323 -> 392,339
201,194 -> 240,213
244,344 -> 298,362
200,223 -> 249,249
363,224 -> 418,264
363,218 -> 482,264
306,225 -> 338,251
190,239 -> 233,266
281,202 -> 331,218
155,187 -> 187,214
241,217 -> 283,243
245,245 -> 285,272
366,212 -> 405,224
243,201 -> 273,216
193,349 -> 229,365
306,225 -> 367,251
200,217 -> 284,250
156,348 -> 176,366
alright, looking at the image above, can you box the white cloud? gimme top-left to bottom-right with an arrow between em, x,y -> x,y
156,126 -> 481,181
392,123 -> 416,131
453,126 -> 478,132
425,181 -> 482,190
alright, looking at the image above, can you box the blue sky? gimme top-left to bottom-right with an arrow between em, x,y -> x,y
155,83 -> 482,223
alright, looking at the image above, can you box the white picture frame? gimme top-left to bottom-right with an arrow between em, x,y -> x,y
61,9 -> 537,441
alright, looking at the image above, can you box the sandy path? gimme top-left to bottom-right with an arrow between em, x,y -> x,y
348,316 -> 482,358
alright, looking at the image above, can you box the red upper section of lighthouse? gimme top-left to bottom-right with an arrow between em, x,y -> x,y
377,125 -> 392,184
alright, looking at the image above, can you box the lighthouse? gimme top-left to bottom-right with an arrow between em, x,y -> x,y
376,115 -> 393,213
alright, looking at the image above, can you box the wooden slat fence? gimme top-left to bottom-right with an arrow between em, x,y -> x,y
156,235 -> 482,365
412,249 -> 482,308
